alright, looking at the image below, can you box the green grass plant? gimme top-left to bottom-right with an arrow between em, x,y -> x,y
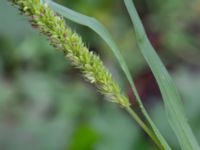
9,0 -> 200,149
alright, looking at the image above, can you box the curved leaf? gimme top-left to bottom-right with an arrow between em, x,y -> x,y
123,0 -> 200,150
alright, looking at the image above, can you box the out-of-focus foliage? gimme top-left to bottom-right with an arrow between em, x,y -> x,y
0,0 -> 200,149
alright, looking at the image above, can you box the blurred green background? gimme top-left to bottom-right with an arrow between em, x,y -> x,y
0,0 -> 200,150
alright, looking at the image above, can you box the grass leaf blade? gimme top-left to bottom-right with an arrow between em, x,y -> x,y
123,0 -> 200,149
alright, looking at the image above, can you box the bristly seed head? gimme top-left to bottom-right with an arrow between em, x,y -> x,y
10,0 -> 130,107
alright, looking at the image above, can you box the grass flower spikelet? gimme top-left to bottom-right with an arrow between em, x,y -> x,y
10,0 -> 130,107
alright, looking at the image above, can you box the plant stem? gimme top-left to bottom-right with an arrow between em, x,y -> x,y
125,106 -> 164,150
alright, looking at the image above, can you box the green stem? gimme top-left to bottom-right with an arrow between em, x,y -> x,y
125,106 -> 164,150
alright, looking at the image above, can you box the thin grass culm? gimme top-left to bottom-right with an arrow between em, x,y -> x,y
8,0 -> 165,149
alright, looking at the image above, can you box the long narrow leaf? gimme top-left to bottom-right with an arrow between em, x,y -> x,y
123,0 -> 200,150
43,1 -> 171,149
